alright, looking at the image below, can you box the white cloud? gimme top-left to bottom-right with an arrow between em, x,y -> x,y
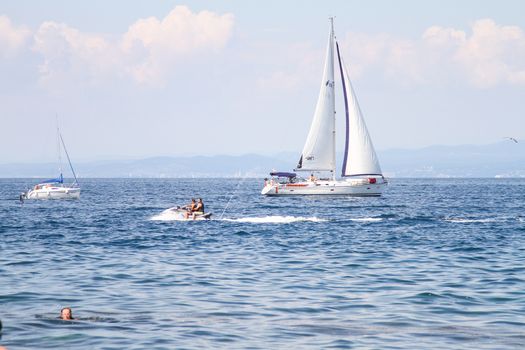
33,21 -> 115,86
31,5 -> 234,87
339,18 -> 525,87
0,15 -> 31,57
453,19 -> 525,87
5,12 -> 525,90
120,6 -> 234,84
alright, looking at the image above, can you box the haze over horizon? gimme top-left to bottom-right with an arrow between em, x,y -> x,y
0,139 -> 521,164
1,0 -> 524,163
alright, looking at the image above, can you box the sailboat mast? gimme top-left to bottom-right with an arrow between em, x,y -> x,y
57,124 -> 62,176
330,17 -> 336,180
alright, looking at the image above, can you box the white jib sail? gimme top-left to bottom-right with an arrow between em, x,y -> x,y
296,21 -> 336,172
337,44 -> 382,177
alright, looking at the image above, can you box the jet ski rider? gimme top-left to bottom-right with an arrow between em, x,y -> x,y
192,198 -> 205,219
184,198 -> 197,219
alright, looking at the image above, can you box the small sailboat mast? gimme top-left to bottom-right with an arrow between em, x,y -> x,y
56,124 -> 63,180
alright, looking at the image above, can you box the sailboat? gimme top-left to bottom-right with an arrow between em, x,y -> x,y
261,18 -> 387,196
23,127 -> 81,200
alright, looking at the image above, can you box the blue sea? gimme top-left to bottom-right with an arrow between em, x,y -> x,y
1,178 -> 524,349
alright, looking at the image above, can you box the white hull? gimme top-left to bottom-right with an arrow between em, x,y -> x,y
25,186 -> 80,200
261,178 -> 386,196
151,207 -> 212,221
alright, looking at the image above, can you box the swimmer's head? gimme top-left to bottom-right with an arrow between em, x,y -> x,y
60,307 -> 73,320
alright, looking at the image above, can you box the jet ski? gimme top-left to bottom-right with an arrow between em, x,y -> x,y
153,206 -> 212,221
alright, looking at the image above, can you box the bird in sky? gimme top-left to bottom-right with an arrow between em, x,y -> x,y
504,137 -> 518,143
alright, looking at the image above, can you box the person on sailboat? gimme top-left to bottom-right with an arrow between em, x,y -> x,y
309,173 -> 317,182
192,198 -> 205,220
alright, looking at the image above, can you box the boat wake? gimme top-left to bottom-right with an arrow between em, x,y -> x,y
222,216 -> 327,224
445,218 -> 499,223
151,212 -> 517,224
349,217 -> 383,222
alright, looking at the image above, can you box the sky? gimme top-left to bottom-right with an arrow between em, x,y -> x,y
1,0 -> 524,163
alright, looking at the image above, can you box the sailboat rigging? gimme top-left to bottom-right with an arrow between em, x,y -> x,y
261,18 -> 387,196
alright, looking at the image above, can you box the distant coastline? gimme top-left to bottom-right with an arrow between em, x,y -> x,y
1,142 -> 523,178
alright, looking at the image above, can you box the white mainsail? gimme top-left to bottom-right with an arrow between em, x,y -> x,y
296,20 -> 336,173
336,42 -> 382,177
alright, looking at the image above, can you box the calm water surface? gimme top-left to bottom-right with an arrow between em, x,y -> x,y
1,178 -> 524,349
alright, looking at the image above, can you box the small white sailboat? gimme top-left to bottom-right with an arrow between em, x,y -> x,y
23,128 -> 80,200
262,18 -> 387,196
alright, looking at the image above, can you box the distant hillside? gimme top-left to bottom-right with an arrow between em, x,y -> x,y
0,141 -> 523,178
379,141 -> 525,177
0,154 -> 292,178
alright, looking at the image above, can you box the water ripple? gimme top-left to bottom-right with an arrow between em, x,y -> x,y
1,178 -> 524,349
